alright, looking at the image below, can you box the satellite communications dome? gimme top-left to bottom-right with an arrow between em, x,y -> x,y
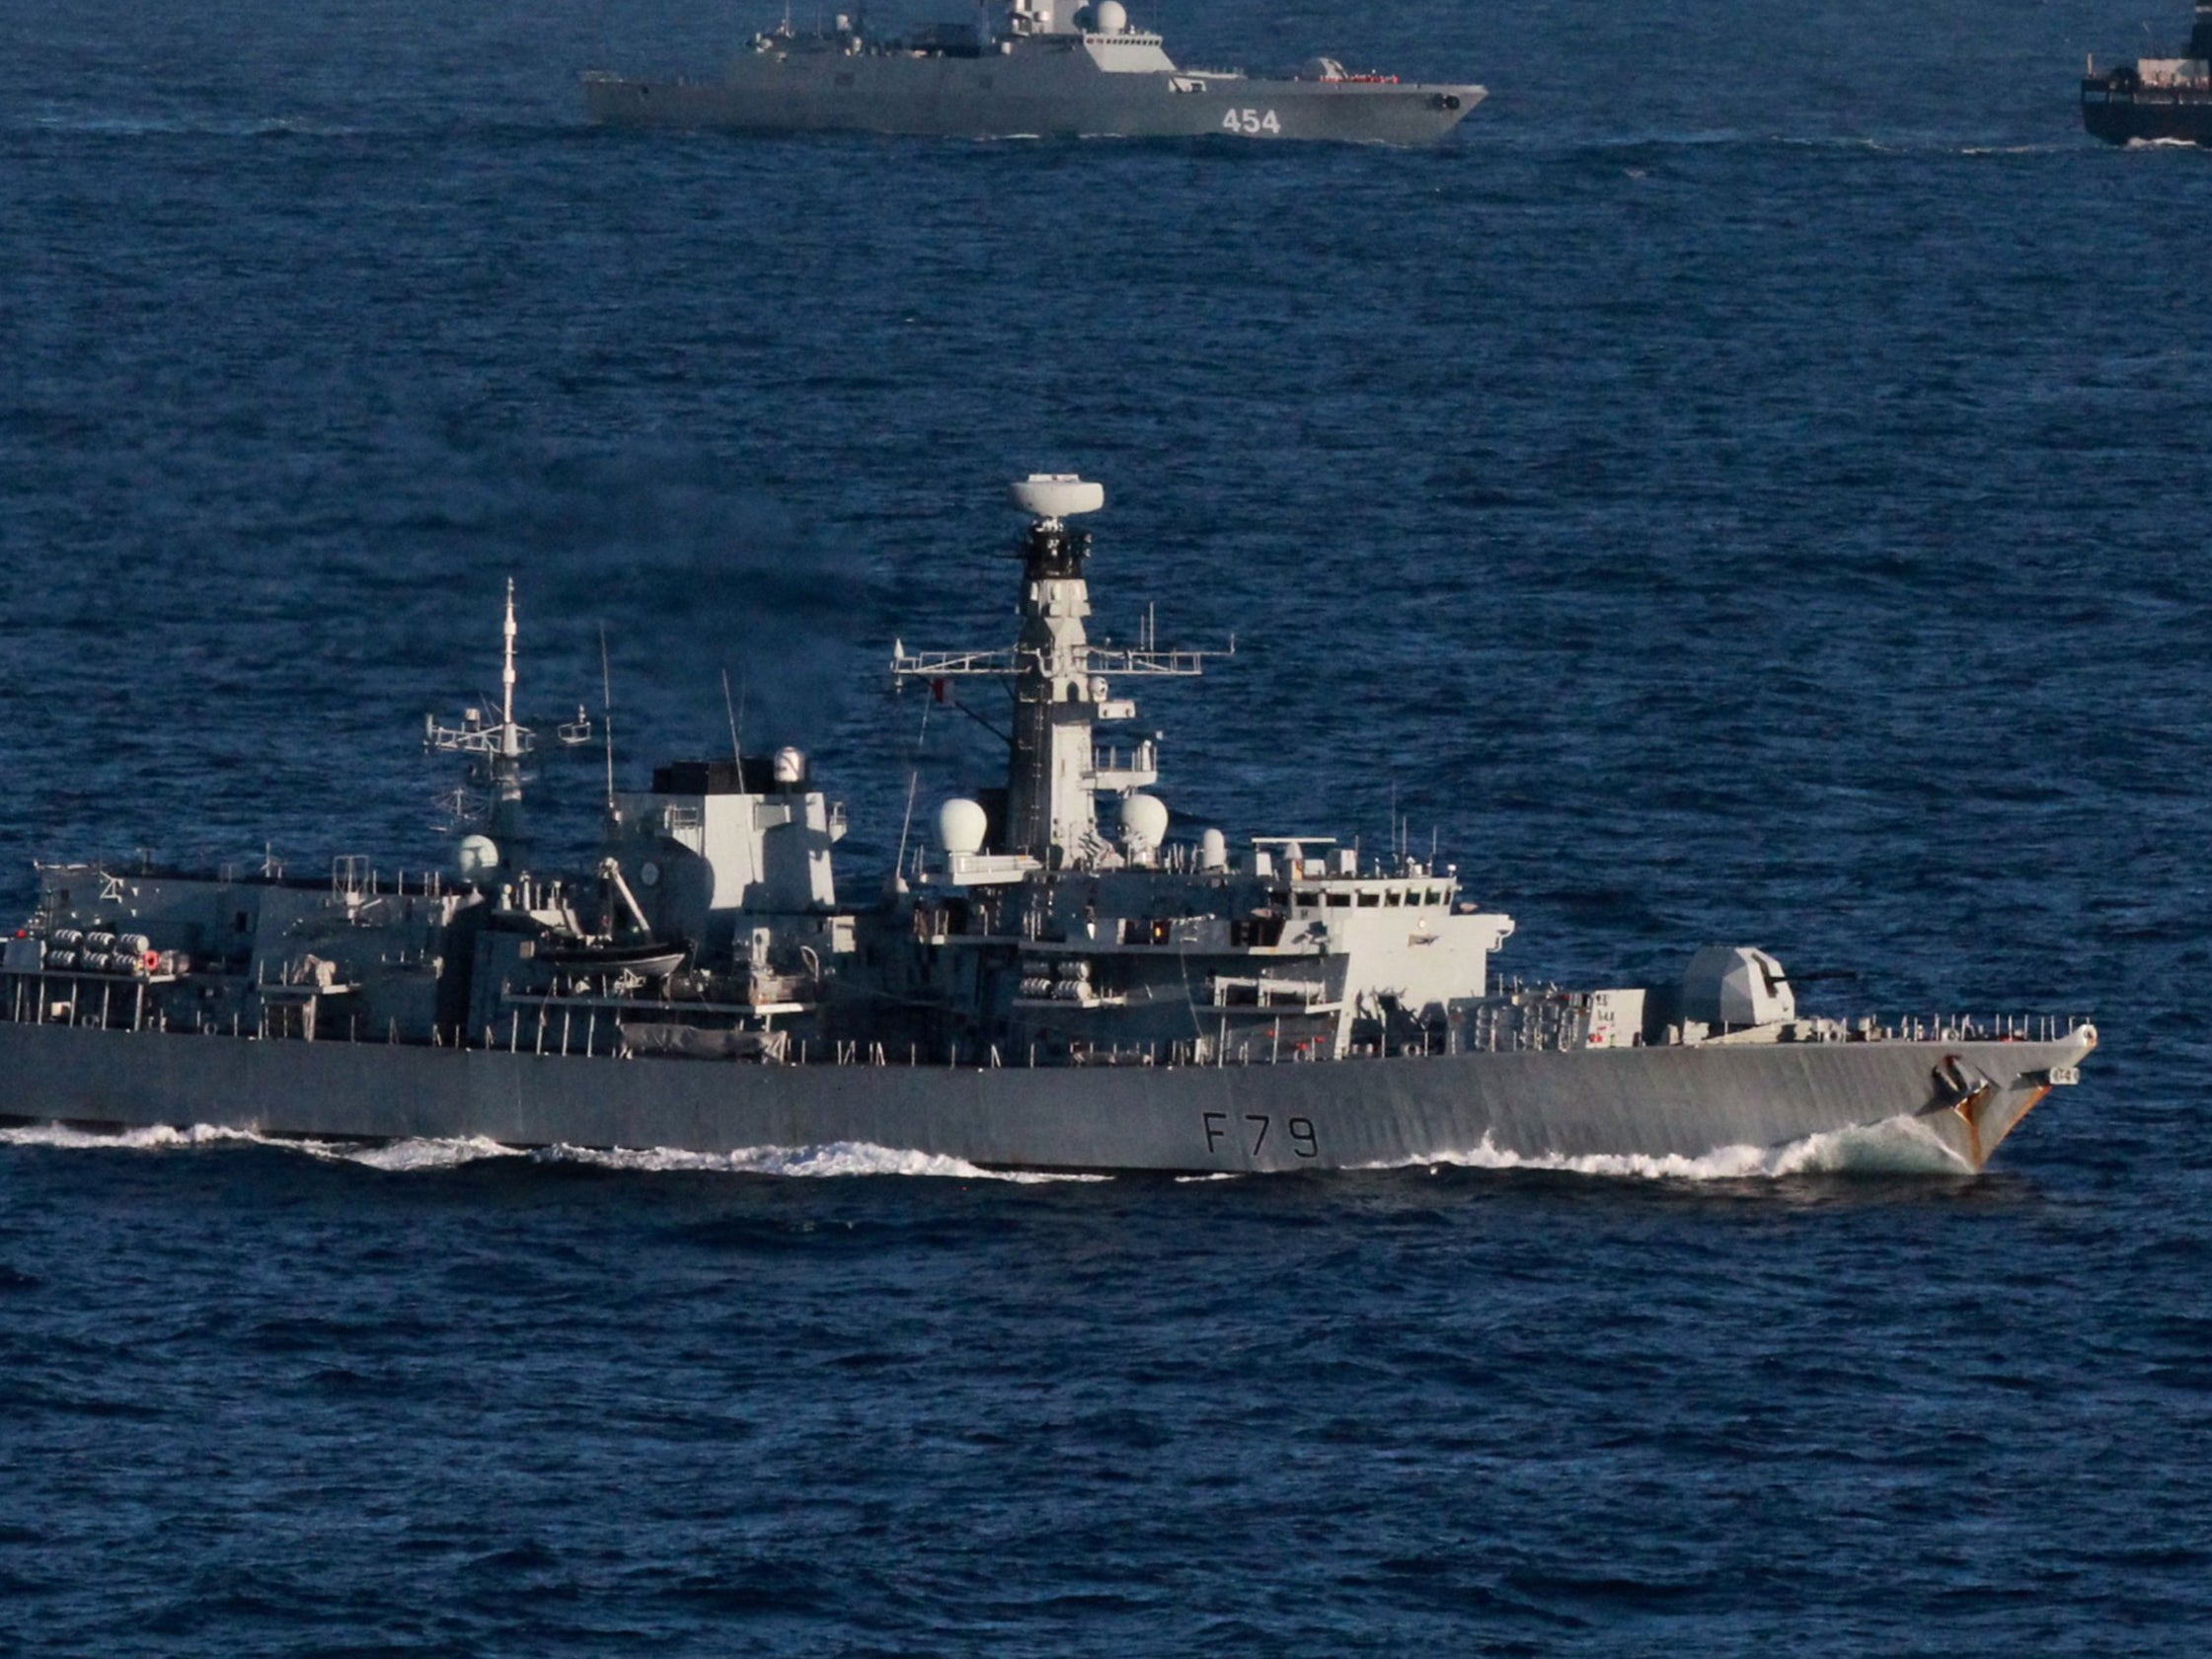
456,834 -> 499,878
1118,792 -> 1170,852
1093,2 -> 1128,32
938,797 -> 989,856
1010,474 -> 1105,520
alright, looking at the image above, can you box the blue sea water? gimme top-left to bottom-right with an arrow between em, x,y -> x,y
5,0 -> 2212,1650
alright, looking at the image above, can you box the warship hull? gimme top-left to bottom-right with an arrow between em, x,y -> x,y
580,64 -> 1484,144
0,1019 -> 2089,1174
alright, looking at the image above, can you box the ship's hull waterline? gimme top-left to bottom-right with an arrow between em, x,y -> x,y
0,1021 -> 2091,1175
580,68 -> 1485,145
2081,94 -> 2212,145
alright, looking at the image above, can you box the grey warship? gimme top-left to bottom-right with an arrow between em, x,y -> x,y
581,1 -> 1484,145
1,475 -> 2093,1174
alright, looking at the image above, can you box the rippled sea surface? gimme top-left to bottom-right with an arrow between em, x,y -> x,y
5,0 -> 2212,1651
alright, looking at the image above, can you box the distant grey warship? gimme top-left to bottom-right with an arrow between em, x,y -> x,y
582,0 -> 1485,144
2,476 -> 2092,1173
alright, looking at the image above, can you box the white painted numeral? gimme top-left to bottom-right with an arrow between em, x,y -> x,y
1221,108 -> 1281,136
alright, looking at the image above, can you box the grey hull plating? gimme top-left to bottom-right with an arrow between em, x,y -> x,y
579,64 -> 1484,144
0,1020 -> 2087,1173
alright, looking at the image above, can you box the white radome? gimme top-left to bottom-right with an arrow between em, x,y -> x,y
1010,473 -> 1106,520
456,834 -> 499,877
1118,792 -> 1170,853
938,797 -> 989,856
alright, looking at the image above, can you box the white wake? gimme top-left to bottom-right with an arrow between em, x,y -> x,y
0,1123 -> 1099,1182
1378,1114 -> 1971,1180
2,1115 -> 1975,1181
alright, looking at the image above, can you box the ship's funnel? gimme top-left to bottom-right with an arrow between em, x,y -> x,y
1010,474 -> 1105,521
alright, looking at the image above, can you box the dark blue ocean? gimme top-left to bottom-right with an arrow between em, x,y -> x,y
6,0 -> 2212,1650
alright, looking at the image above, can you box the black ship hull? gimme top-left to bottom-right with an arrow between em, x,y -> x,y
2083,83 -> 2212,144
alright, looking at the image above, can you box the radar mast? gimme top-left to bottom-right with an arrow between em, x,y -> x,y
891,476 -> 1219,868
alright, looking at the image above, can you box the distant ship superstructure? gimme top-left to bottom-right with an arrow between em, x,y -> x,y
1,476 -> 2093,1173
582,0 -> 1485,144
2082,3 -> 2212,144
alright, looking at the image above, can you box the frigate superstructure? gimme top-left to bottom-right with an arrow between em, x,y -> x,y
2082,3 -> 2212,144
1,476 -> 2094,1173
581,1 -> 1484,144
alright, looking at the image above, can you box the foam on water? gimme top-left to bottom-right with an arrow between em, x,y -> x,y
0,1122 -> 272,1153
1,1118 -> 1973,1181
1378,1114 -> 1972,1181
327,1136 -> 529,1172
526,1141 -> 1106,1182
0,1123 -> 1102,1181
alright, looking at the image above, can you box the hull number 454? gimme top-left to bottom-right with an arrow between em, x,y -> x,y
1223,109 -> 1282,135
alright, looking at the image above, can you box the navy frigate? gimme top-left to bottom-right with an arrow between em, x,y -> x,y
1,476 -> 2094,1173
2082,2 -> 2212,144
581,1 -> 1484,144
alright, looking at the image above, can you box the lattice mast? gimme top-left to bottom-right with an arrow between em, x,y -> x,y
890,477 -> 1217,868
422,580 -> 595,864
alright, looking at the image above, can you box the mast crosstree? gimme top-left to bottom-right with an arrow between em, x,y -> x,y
889,476 -> 1225,867
423,580 -> 596,865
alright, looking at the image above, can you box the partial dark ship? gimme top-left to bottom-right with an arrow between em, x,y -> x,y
2083,3 -> 2212,144
0,475 -> 2094,1174
582,0 -> 1484,145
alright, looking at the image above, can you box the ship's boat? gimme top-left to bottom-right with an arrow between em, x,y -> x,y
2082,2 -> 2212,144
0,475 -> 2094,1173
581,1 -> 1485,145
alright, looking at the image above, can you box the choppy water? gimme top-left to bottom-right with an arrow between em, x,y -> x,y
6,0 -> 2212,1650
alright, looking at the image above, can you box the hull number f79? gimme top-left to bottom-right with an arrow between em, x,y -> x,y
1203,1111 -> 1319,1160
1222,109 -> 1282,135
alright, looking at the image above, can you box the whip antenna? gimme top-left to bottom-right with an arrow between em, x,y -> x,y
600,626 -> 617,810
